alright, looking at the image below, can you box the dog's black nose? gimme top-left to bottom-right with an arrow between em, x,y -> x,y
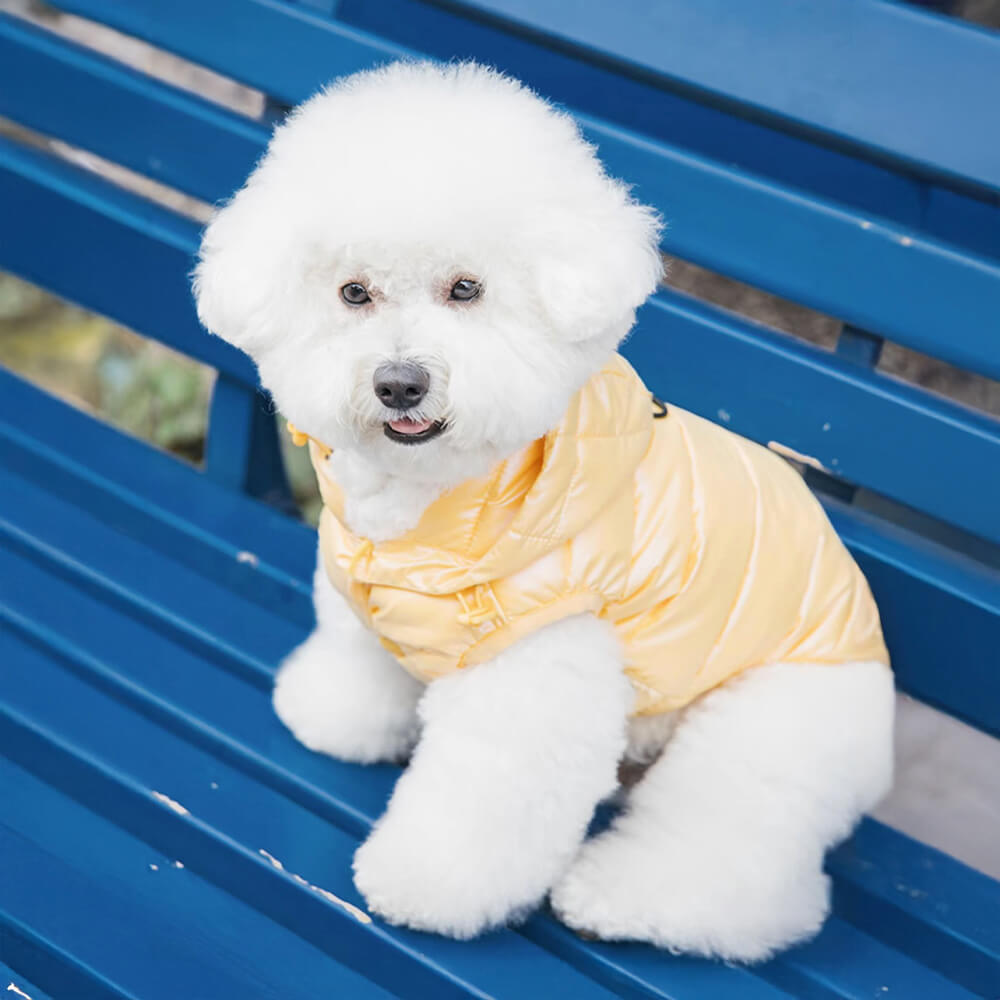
373,361 -> 430,410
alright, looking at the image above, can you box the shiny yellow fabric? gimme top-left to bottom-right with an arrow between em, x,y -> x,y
310,355 -> 889,715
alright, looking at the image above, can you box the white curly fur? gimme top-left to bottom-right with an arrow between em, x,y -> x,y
195,60 -> 895,960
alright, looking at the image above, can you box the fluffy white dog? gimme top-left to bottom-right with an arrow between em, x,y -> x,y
194,61 -> 894,962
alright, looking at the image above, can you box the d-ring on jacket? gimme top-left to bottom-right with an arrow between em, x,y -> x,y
301,354 -> 889,716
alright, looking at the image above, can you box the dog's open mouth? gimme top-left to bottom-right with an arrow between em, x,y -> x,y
383,418 -> 446,445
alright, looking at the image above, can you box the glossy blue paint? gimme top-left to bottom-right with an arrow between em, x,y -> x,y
0,136 -> 254,385
7,7 -> 1000,378
0,12 -> 268,205
627,291 -> 1000,549
1,0 -> 999,995
421,0 -> 1000,197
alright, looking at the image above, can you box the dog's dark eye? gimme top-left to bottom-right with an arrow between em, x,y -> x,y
341,282 -> 371,306
450,278 -> 482,302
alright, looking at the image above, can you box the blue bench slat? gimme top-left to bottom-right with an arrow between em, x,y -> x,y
830,502 -> 1000,740
0,961 -> 56,1000
605,128 -> 1000,383
3,592 -> 962,1000
11,6 -> 1000,383
46,0 -> 410,98
830,821 -> 1000,997
0,634 -> 771,1000
0,551 -> 986,1000
0,759 -> 400,1000
628,290 -> 1000,548
0,471 -> 790,1000
0,136 -> 255,386
440,0 -> 1000,197
5,127 -> 999,542
340,0 -> 1000,266
0,13 -> 267,206
0,368 -> 313,612
759,917 -> 980,1000
0,470 -> 297,688
1,439 -> 996,996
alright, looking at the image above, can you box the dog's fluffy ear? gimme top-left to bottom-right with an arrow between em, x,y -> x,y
193,178 -> 299,356
533,182 -> 663,344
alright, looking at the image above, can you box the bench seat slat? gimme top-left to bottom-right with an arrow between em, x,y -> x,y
0,588 -> 985,1000
829,822 -> 1000,997
0,546 -> 992,999
0,757 -> 415,1000
1,383 -> 998,999
0,638 -> 783,1000
4,14 -> 999,381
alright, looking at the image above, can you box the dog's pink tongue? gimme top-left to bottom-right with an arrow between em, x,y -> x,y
388,417 -> 433,435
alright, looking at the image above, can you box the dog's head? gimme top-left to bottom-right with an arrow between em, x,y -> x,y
195,61 -> 662,480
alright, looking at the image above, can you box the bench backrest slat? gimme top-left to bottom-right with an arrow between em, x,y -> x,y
0,136 -> 256,386
450,0 -> 1000,196
21,4 -> 1000,385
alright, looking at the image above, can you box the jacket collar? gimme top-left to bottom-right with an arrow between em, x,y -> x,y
312,354 -> 654,595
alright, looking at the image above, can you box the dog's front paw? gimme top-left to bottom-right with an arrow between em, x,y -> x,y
551,828 -> 829,963
273,632 -> 420,764
352,811 -> 542,938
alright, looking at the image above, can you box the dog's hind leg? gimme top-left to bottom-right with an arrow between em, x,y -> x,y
551,659 -> 894,962
273,548 -> 424,763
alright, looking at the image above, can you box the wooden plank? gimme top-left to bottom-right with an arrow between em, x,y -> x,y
0,640 -> 694,1000
337,0 -> 1000,263
1,538 -> 993,998
3,125 -> 998,540
0,760 -> 400,1000
0,368 -> 313,611
430,0 -> 1000,196
829,821 -> 1000,997
0,137 -> 256,386
45,0 -> 409,98
0,12 -> 266,204
3,15 -> 999,379
1,405 -> 997,979
626,290 -> 1000,547
0,960 -> 56,1000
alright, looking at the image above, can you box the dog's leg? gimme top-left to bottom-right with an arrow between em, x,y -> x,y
352,614 -> 631,937
552,659 -> 894,962
272,551 -> 424,763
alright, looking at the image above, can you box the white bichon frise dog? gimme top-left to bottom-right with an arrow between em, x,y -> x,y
194,61 -> 895,962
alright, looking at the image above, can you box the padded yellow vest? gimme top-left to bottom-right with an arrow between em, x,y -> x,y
306,355 -> 889,715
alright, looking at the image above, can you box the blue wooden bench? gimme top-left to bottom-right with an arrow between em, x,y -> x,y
1,1 -> 998,997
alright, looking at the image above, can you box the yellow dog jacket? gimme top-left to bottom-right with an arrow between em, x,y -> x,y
302,354 -> 888,716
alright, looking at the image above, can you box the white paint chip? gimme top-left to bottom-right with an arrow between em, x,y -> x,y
717,409 -> 731,423
210,782 -> 219,790
149,864 -> 159,871
258,849 -> 372,924
7,984 -> 33,1000
860,220 -> 872,230
899,236 -> 913,247
767,441 -> 828,472
236,550 -> 259,567
172,860 -> 185,869
151,790 -> 190,816
822,422 -> 831,432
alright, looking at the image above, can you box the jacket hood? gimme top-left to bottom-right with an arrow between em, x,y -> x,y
314,353 -> 654,595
